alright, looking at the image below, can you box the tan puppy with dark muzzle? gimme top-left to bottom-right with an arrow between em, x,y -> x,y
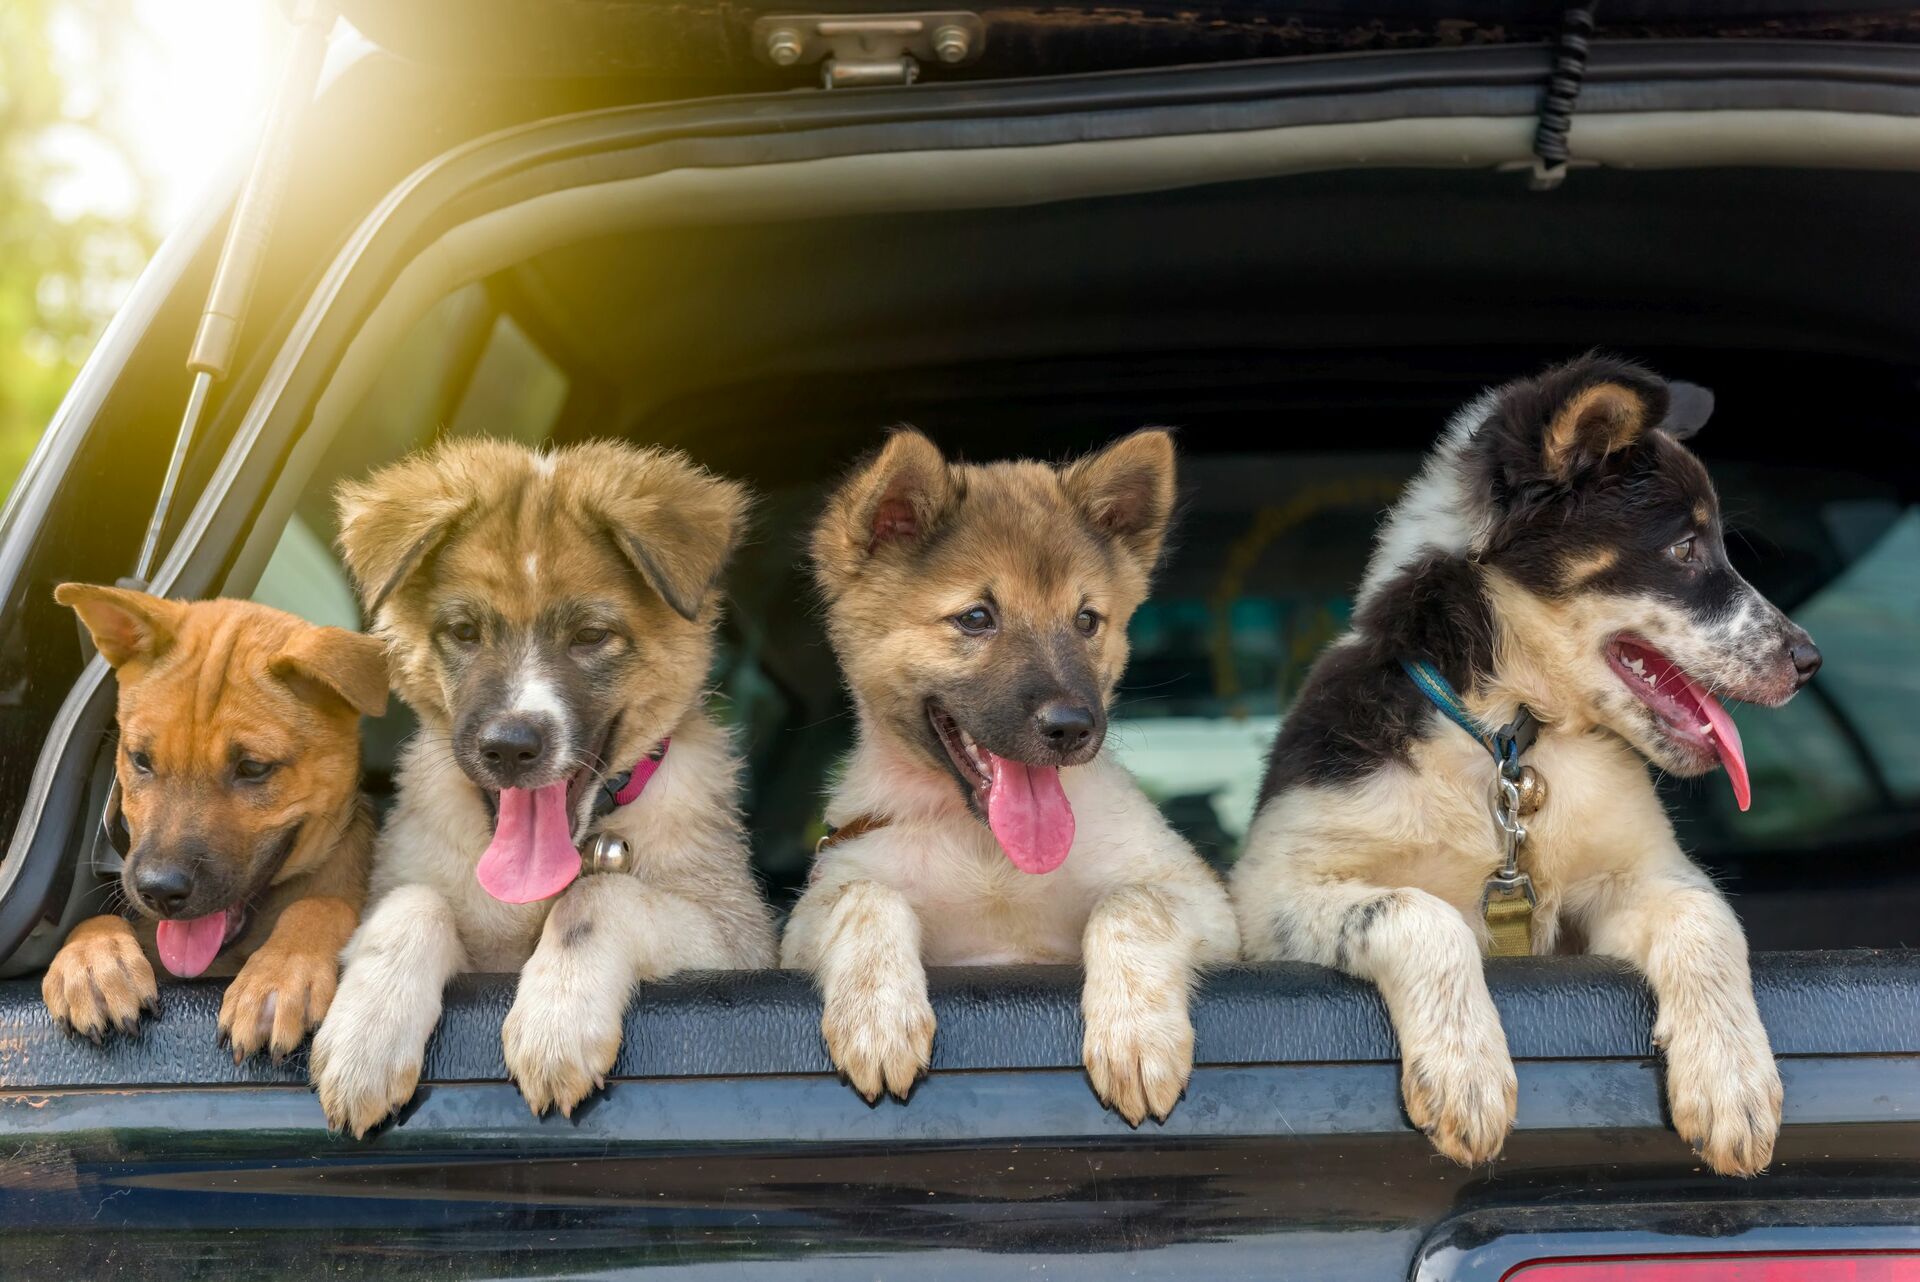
781,429 -> 1239,1125
43,588 -> 385,1060
311,438 -> 775,1137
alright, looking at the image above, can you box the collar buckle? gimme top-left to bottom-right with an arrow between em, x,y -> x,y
1400,657 -> 1545,957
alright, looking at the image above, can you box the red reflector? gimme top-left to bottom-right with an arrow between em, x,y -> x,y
1505,1254 -> 1920,1282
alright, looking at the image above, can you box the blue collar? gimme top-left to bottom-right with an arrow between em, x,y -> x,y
1398,657 -> 1539,772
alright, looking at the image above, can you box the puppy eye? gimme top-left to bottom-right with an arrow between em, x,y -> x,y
234,759 -> 277,783
1076,609 -> 1102,637
127,749 -> 153,776
1667,537 -> 1698,565
444,620 -> 481,647
571,626 -> 611,650
953,605 -> 997,637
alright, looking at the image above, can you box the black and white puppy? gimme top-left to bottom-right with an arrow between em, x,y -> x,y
1233,355 -> 1820,1175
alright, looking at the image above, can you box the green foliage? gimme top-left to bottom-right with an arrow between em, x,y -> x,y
0,0 -> 157,498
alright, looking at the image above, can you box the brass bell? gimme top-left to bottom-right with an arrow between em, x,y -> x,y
583,833 -> 633,875
1512,765 -> 1548,816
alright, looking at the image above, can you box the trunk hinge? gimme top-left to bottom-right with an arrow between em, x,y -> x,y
127,0 -> 334,590
753,12 -> 984,87
1527,4 -> 1599,191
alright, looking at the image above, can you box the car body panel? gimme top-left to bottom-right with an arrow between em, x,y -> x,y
4,956 -> 1920,1277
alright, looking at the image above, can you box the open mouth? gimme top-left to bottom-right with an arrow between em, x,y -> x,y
928,702 -> 1076,874
1605,636 -> 1751,811
147,820 -> 299,979
473,720 -> 620,905
154,905 -> 250,980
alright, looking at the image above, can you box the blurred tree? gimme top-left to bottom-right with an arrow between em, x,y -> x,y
1,0 -> 157,497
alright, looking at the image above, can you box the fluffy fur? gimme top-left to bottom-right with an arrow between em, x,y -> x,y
1234,355 -> 1819,1175
310,438 -> 774,1136
781,428 -> 1240,1124
44,588 -> 382,1060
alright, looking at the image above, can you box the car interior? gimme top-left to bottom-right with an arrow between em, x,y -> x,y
227,163 -> 1920,952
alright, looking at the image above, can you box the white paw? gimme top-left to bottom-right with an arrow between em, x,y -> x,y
1398,999 -> 1518,1165
822,973 -> 935,1103
502,975 -> 624,1118
309,986 -> 428,1139
1662,1019 -> 1782,1176
1082,995 -> 1193,1126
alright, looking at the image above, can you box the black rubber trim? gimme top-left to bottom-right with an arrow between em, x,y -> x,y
0,691 -> 112,978
2,951 -> 1914,1090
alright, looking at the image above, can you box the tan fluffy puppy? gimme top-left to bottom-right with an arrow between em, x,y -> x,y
782,429 -> 1239,1125
45,587 -> 384,1060
311,438 -> 775,1137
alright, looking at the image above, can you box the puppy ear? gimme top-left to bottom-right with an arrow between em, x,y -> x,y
1061,429 -> 1178,574
334,455 -> 472,620
811,428 -> 953,594
1658,380 -> 1714,441
1541,381 -> 1653,481
271,625 -> 389,718
54,584 -> 185,668
595,454 -> 751,623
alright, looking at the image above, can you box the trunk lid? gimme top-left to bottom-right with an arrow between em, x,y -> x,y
332,0 -> 1920,82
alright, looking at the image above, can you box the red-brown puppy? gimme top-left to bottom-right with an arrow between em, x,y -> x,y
43,586 -> 386,1061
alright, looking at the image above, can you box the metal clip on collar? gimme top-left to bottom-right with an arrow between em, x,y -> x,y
1489,774 -> 1536,904
1482,770 -> 1539,957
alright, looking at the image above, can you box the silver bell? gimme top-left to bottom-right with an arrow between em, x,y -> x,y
583,833 -> 633,875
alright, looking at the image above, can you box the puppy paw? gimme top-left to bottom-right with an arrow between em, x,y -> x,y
1663,1022 -> 1782,1177
822,975 -> 935,1104
219,946 -> 338,1064
502,983 -> 623,1118
42,920 -> 157,1042
309,991 -> 425,1139
1082,1002 -> 1193,1127
1401,1036 -> 1519,1166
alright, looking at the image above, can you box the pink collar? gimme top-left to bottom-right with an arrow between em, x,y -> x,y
601,739 -> 669,813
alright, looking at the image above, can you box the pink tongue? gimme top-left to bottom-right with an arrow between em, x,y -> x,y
1693,683 -> 1752,812
476,782 -> 581,903
155,912 -> 231,979
984,752 -> 1076,874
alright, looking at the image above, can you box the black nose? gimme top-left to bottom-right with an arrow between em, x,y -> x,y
1789,639 -> 1823,686
134,863 -> 194,916
479,716 -> 549,784
1035,701 -> 1097,755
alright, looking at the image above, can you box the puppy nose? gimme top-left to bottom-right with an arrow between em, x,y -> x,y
1789,639 -> 1823,687
1035,701 -> 1097,755
134,864 -> 194,916
479,716 -> 548,783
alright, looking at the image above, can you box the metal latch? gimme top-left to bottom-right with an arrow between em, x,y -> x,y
753,12 -> 984,87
